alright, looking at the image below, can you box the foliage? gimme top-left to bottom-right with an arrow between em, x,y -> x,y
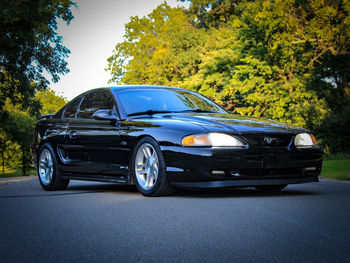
0,88 -> 67,176
0,130 -> 22,174
316,101 -> 350,153
181,0 -> 243,28
0,0 -> 76,110
323,152 -> 350,161
35,89 -> 68,115
107,3 -> 207,86
0,0 -> 75,176
2,101 -> 35,176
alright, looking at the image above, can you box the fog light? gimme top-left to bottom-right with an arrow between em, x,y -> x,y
304,167 -> 317,176
211,170 -> 225,175
304,167 -> 316,171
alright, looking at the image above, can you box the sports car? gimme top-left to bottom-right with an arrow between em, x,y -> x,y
32,86 -> 323,196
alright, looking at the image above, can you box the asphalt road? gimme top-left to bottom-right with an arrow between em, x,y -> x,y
1,177 -> 350,263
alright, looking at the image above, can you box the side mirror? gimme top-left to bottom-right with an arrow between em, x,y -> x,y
92,109 -> 118,122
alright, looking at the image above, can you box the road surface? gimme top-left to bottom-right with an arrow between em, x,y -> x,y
0,177 -> 349,263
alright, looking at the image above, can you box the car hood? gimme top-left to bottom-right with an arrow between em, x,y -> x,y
166,112 -> 297,134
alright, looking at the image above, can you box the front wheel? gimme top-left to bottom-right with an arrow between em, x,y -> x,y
131,137 -> 174,196
38,143 -> 69,191
255,184 -> 287,191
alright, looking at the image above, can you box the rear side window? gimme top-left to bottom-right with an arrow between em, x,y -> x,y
77,91 -> 115,119
64,97 -> 82,118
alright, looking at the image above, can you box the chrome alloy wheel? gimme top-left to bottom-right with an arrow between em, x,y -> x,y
135,143 -> 159,190
39,148 -> 54,185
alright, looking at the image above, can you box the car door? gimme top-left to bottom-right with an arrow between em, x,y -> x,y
61,90 -> 124,176
56,95 -> 82,172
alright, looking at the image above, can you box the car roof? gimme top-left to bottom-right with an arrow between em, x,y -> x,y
66,85 -> 184,100
72,86 -> 189,98
108,85 -> 184,92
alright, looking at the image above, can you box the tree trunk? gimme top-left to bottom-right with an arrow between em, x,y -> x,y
345,86 -> 350,97
22,147 -> 26,176
2,147 -> 4,175
0,140 -> 4,175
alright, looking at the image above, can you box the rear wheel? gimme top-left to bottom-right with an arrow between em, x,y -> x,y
38,143 -> 69,190
255,184 -> 287,191
131,137 -> 174,196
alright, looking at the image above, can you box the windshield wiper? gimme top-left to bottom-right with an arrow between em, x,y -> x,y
127,110 -> 173,117
179,109 -> 218,113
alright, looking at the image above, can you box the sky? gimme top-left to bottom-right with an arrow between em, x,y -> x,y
51,0 -> 188,100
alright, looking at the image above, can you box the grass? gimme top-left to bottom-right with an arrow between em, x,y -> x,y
321,159 -> 350,181
0,166 -> 36,178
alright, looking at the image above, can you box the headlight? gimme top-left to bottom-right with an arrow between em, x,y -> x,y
294,133 -> 317,147
182,133 -> 246,147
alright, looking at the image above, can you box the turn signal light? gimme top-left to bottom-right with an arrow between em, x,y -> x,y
182,134 -> 211,146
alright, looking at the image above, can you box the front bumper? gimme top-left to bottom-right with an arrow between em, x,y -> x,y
160,145 -> 323,186
171,176 -> 318,188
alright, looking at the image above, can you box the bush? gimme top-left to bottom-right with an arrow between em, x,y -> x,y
316,104 -> 350,154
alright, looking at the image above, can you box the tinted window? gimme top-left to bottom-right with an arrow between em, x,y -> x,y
64,97 -> 82,118
117,89 -> 226,116
77,91 -> 115,119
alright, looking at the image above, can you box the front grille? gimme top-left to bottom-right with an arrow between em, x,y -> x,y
237,168 -> 303,177
209,168 -> 306,179
243,133 -> 293,147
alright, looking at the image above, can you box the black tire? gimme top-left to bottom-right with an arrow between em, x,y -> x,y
131,137 -> 174,197
37,143 -> 69,191
255,184 -> 287,191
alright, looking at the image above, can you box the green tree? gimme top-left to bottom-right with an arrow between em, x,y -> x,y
181,0 -> 244,28
181,26 -> 239,108
183,0 -> 348,129
251,0 -> 350,103
0,0 -> 76,111
0,131 -> 8,174
2,104 -> 35,176
35,89 -> 68,115
232,0 -> 349,144
0,88 -> 66,176
107,3 -> 206,86
0,136 -> 22,173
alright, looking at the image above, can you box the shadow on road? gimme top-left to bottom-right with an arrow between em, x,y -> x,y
0,191 -> 106,199
66,183 -> 319,198
174,187 -> 319,198
0,183 -> 320,199
68,183 -> 138,192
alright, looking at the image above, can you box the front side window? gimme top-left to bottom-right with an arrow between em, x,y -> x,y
77,91 -> 115,119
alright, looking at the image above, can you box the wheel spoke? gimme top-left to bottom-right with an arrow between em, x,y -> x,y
151,150 -> 156,161
153,168 -> 158,178
48,170 -> 52,182
142,147 -> 150,158
137,163 -> 146,171
145,172 -> 151,188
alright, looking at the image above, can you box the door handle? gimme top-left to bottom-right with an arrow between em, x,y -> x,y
68,130 -> 78,139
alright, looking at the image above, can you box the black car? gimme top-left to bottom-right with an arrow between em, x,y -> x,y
32,86 -> 323,196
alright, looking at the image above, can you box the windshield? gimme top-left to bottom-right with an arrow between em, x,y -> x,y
117,88 -> 227,116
